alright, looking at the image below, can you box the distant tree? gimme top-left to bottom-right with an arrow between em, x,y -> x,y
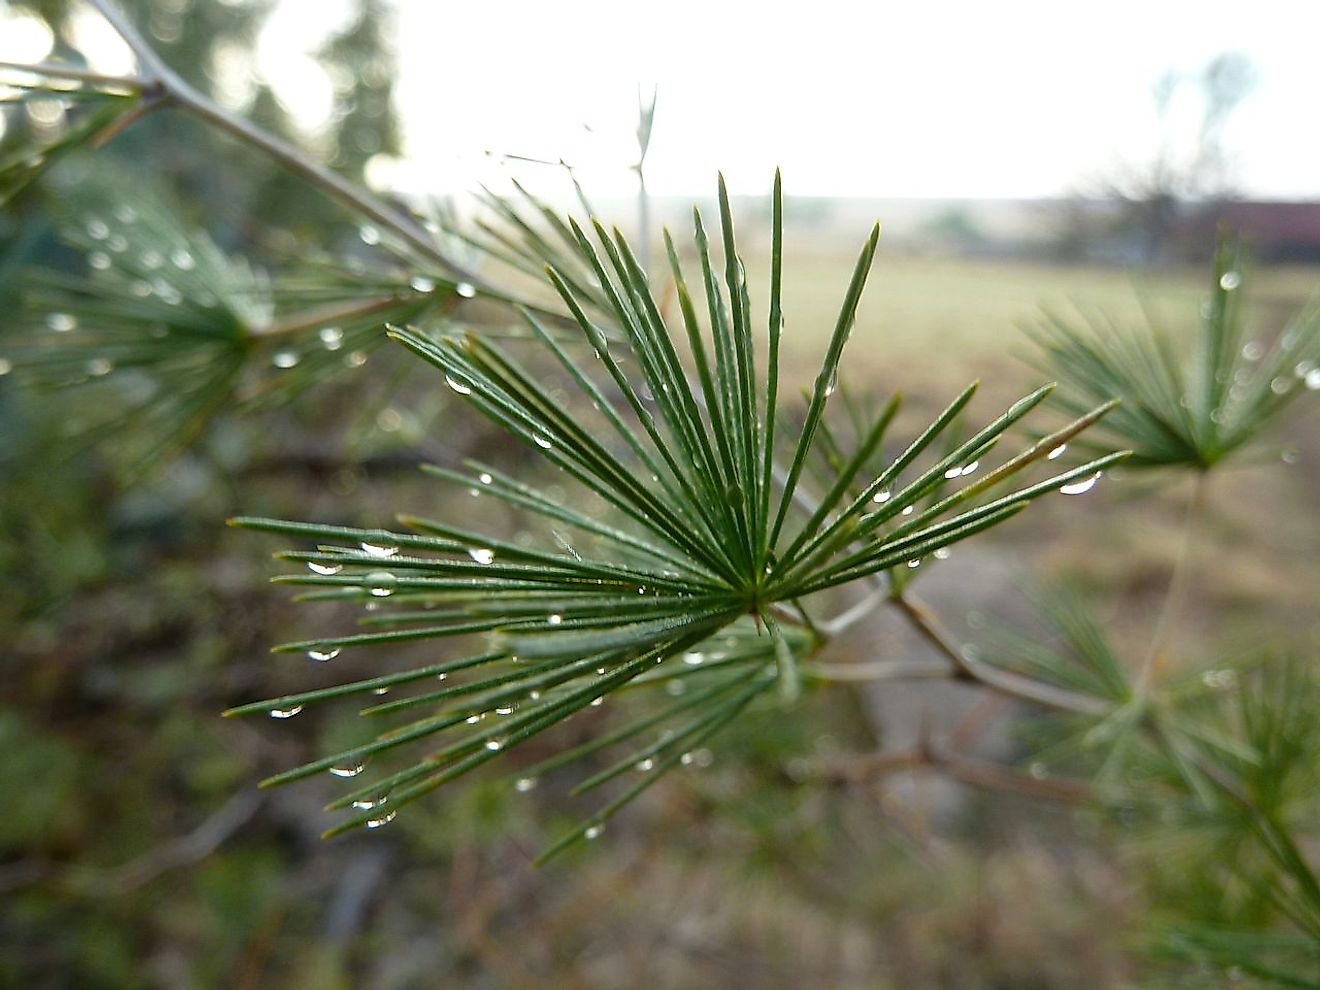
1085,52 -> 1257,263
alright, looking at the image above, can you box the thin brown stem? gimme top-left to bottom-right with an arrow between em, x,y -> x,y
89,89 -> 166,148
82,0 -> 483,285
891,592 -> 1111,716
0,59 -> 148,91
803,657 -> 952,683
820,582 -> 887,635
801,740 -> 1095,803
252,293 -> 412,340
1139,469 -> 1211,691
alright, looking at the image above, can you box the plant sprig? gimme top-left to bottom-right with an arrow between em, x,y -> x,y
230,176 -> 1125,854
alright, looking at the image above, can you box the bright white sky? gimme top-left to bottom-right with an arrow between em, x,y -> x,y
387,0 -> 1319,201
3,0 -> 1316,201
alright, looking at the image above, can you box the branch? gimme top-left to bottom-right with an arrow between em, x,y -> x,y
819,581 -> 888,635
799,738 -> 1096,804
891,592 -> 1111,717
0,59 -> 148,91
66,790 -> 265,895
1139,470 -> 1211,690
803,657 -> 951,683
253,293 -> 415,340
81,0 -> 484,286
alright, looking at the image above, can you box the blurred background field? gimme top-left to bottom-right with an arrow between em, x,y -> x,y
2,2 -> 1319,988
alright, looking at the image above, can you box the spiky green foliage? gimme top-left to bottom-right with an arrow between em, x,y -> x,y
994,599 -> 1320,986
2,160 -> 469,470
1029,236 -> 1320,469
0,75 -> 142,205
228,176 -> 1125,853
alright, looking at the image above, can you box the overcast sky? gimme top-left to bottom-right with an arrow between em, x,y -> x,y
389,0 -> 1320,200
3,0 -> 1315,202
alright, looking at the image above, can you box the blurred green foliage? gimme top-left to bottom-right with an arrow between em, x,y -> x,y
0,2 -> 1317,988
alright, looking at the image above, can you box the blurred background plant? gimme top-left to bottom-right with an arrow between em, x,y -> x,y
1,2 -> 1318,988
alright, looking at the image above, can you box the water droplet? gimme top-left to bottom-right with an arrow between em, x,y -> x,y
272,351 -> 299,369
269,706 -> 303,719
1047,444 -> 1067,460
170,247 -> 195,270
635,758 -> 655,772
365,571 -> 396,597
528,689 -> 541,701
352,796 -> 387,810
590,696 -> 604,707
465,713 -> 485,724
467,547 -> 495,565
1219,270 -> 1241,291
1270,376 -> 1292,395
307,561 -> 343,576
1306,368 -> 1320,391
823,369 -> 838,397
306,646 -> 341,662
410,276 -> 435,293
86,218 -> 109,240
328,762 -> 364,777
906,558 -> 921,569
345,350 -> 368,368
666,681 -> 686,696
584,824 -> 604,840
683,652 -> 705,666
319,326 -> 344,350
0,358 -> 11,376
155,281 -> 182,306
478,472 -> 493,485
445,374 -> 472,395
680,752 -> 695,766
1028,762 -> 1047,780
107,234 -> 128,253
1240,340 -> 1264,361
140,249 -> 163,270
960,460 -> 979,477
365,810 -> 396,828
871,489 -> 891,504
360,540 -> 398,558
494,704 -> 515,716
532,433 -> 554,450
456,282 -> 477,298
46,313 -> 77,332
933,548 -> 951,560
359,224 -> 381,245
87,358 -> 112,376
1059,473 -> 1100,496
943,466 -> 962,480
901,505 -> 914,516
113,204 -> 137,224
89,252 -> 111,270
372,687 -> 389,696
485,738 -> 504,752
515,777 -> 537,792
1281,448 -> 1299,464
547,613 -> 563,626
